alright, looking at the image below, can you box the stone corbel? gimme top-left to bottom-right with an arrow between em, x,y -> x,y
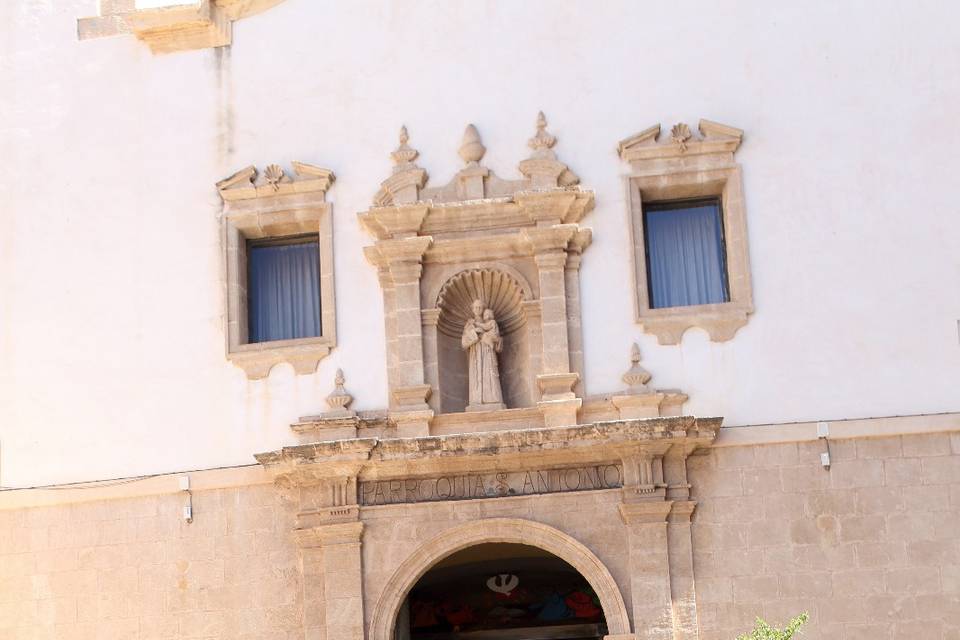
620,448 -> 669,502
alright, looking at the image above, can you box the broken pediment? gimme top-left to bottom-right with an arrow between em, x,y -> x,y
617,119 -> 743,166
370,112 -> 582,210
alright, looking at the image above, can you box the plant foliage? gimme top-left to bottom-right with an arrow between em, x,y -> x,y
735,612 -> 809,640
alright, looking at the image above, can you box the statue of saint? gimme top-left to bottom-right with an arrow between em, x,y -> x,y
461,299 -> 505,411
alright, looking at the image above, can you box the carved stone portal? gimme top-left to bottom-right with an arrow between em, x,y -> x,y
360,115 -> 593,435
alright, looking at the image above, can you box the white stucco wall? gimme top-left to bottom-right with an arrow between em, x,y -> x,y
1,0 -> 958,487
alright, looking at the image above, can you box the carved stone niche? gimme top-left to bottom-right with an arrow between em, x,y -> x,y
360,115 -> 593,436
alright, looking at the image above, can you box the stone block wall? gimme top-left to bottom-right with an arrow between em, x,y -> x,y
688,432 -> 960,640
1,429 -> 958,639
0,484 -> 300,640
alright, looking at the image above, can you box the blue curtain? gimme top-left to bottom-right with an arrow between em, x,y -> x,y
248,241 -> 321,343
645,202 -> 729,309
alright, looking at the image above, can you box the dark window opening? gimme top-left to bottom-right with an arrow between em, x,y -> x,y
246,235 -> 321,343
642,197 -> 730,309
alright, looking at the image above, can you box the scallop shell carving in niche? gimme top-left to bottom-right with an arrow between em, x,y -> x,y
436,269 -> 526,338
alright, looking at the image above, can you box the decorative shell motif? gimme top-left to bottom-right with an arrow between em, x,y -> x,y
670,123 -> 692,152
436,269 -> 526,338
264,164 -> 285,190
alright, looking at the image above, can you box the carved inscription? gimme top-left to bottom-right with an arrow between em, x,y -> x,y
359,464 -> 622,506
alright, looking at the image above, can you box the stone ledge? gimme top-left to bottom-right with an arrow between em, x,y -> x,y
227,336 -> 333,379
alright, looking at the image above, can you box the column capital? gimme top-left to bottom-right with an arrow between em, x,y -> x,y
293,520 -> 364,548
522,224 -> 577,256
619,500 -> 673,524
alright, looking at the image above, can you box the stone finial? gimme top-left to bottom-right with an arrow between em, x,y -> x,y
622,343 -> 652,394
458,124 -> 486,166
518,111 -> 578,188
390,125 -> 420,170
527,111 -> 558,157
375,126 -> 429,206
324,369 -> 355,417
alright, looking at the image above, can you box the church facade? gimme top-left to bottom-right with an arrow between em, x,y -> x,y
1,2 -> 959,640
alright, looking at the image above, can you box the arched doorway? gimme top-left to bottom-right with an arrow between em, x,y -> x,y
369,518 -> 631,640
397,543 -> 607,640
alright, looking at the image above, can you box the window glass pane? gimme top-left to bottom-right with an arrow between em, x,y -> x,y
248,239 -> 321,343
643,200 -> 729,309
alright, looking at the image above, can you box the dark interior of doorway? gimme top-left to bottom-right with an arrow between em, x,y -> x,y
398,543 -> 607,640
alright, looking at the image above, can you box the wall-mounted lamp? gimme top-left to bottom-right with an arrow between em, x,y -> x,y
179,475 -> 193,523
817,421 -> 831,470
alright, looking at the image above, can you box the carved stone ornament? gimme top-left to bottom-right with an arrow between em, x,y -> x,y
618,119 -> 754,344
360,114 -> 594,435
216,161 -> 337,379
77,0 -> 287,54
325,369 -> 355,418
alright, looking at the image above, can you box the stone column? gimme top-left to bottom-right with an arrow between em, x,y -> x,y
294,520 -> 365,640
421,308 -> 441,413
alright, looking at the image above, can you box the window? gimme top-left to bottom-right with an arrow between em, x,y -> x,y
618,120 -> 753,344
216,162 -> 337,378
643,198 -> 729,309
247,236 -> 321,343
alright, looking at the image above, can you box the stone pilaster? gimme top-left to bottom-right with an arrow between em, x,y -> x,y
564,247 -> 585,396
421,308 -> 441,413
619,501 -> 675,640
294,520 -> 365,640
667,501 -> 699,640
366,236 -> 434,435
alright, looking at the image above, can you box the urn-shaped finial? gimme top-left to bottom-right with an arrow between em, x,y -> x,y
528,111 -> 557,153
324,368 -> 355,416
390,125 -> 420,168
622,343 -> 652,393
458,124 -> 486,166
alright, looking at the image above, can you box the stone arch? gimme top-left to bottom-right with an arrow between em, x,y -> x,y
368,518 -> 631,640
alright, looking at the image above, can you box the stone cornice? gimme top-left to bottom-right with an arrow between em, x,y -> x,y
293,520 -> 364,548
255,416 -> 722,486
358,189 -> 594,244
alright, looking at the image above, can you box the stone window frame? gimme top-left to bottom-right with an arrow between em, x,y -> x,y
216,162 -> 337,379
618,120 -> 753,345
78,1 -> 287,54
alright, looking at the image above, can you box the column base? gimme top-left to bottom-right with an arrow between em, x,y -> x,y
611,392 -> 665,419
466,401 -> 506,412
538,397 -> 582,428
389,409 -> 434,438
